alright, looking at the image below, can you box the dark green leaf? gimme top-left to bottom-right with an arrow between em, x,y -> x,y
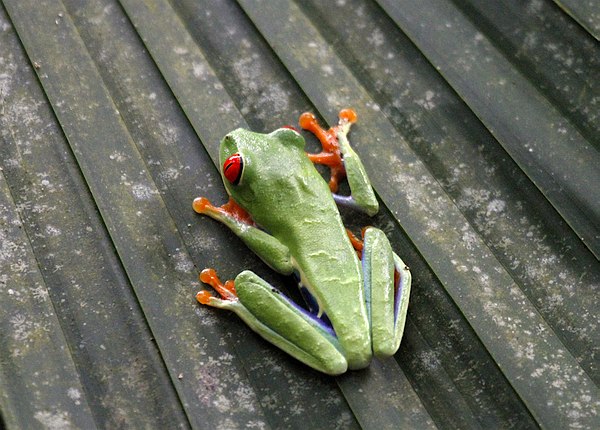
1,0 -> 598,428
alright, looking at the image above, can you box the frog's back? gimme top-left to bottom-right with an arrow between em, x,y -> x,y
261,170 -> 372,369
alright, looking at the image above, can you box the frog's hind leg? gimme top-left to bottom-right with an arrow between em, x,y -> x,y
198,268 -> 348,375
300,109 -> 379,216
349,227 -> 411,358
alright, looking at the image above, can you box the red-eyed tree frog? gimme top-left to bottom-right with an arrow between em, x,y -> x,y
193,109 -> 411,375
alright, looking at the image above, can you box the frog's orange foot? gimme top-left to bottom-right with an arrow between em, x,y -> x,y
196,268 -> 238,306
193,196 -> 255,226
300,110 -> 358,193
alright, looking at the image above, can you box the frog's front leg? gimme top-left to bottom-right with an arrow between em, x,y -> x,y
197,268 -> 348,375
193,197 -> 293,275
348,227 -> 411,357
300,109 -> 379,216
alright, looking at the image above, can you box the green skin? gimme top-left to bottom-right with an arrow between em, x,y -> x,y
198,124 -> 411,375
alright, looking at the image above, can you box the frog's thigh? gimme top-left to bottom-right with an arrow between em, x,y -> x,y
363,227 -> 411,358
231,270 -> 348,375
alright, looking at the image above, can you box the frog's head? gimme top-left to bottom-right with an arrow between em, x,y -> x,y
218,127 -> 307,215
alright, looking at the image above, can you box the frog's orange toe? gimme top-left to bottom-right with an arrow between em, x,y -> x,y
193,197 -> 212,214
339,108 -> 357,124
199,268 -> 218,284
196,290 -> 213,305
299,111 -> 319,130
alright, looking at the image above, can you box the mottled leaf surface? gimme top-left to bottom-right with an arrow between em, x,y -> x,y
0,0 -> 598,428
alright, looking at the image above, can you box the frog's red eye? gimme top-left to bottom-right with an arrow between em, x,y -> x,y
223,153 -> 243,185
